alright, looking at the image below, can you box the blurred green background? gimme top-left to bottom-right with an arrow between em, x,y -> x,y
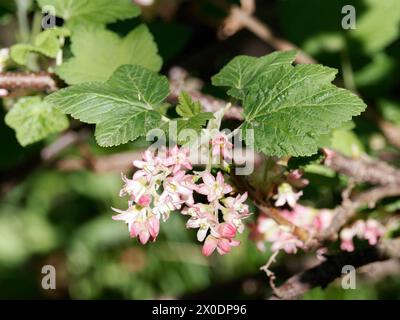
1,0 -> 400,299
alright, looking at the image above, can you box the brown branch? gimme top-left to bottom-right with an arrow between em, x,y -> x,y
271,238 -> 400,300
219,4 -> 316,65
319,184 -> 400,242
55,150 -> 142,173
41,130 -> 90,162
322,148 -> 400,185
366,107 -> 400,151
358,259 -> 400,281
378,119 -> 400,150
0,71 -> 57,92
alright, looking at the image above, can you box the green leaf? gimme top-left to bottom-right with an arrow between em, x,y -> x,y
10,44 -> 39,65
212,50 -> 297,99
162,113 -> 214,144
36,0 -> 140,26
34,27 -> 70,57
46,64 -> 169,147
5,96 -> 69,146
176,92 -> 202,117
174,92 -> 213,141
10,27 -> 70,65
212,51 -> 367,157
176,113 -> 214,133
56,24 -> 162,84
351,0 -> 400,54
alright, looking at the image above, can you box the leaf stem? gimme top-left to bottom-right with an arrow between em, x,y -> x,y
15,0 -> 32,43
56,35 -> 65,66
341,41 -> 356,93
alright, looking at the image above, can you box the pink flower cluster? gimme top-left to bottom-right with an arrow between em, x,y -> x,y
251,205 -> 333,254
112,145 -> 250,256
340,219 -> 385,252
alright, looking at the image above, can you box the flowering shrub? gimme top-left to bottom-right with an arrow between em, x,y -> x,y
2,0 -> 400,300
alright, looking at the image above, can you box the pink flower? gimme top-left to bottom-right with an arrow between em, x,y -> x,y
202,236 -> 241,256
364,219 -> 385,245
137,194 -> 152,207
119,174 -> 147,201
281,205 -> 315,228
222,193 -> 249,214
153,191 -> 181,221
339,219 -> 385,252
197,172 -> 233,202
287,169 -> 309,188
274,183 -> 302,208
163,171 -> 196,206
163,146 -> 192,173
221,193 -> 250,233
252,215 -> 304,254
112,206 -> 160,244
312,209 -> 333,232
186,206 -> 216,241
0,88 -> 8,97
215,222 -> 237,238
202,223 -> 240,256
113,143 -> 249,254
210,132 -> 233,160
133,149 -> 162,177
340,228 -> 355,252
270,231 -> 303,254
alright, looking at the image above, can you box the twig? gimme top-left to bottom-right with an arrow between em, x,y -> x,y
358,259 -> 400,281
41,130 -> 90,161
271,238 -> 400,300
319,184 -> 400,242
0,72 -> 57,92
219,4 -> 316,65
322,148 -> 400,185
378,119 -> 400,150
55,150 -> 142,173
260,250 -> 280,295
